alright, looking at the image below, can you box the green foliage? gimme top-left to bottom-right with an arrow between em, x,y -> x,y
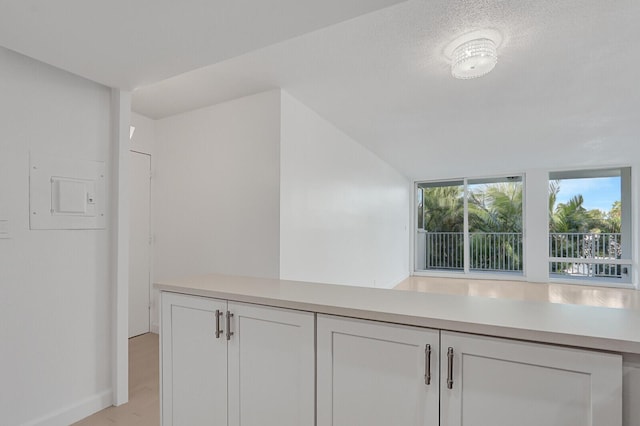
421,183 -> 523,233
549,188 -> 620,234
551,195 -> 588,233
421,182 -> 523,271
419,179 -> 621,273
421,186 -> 464,232
607,201 -> 621,233
420,180 -> 620,234
547,183 -> 621,274
468,183 -> 523,233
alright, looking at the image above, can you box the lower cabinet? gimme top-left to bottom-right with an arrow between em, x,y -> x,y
317,315 -> 623,426
317,314 -> 440,426
161,292 -> 315,426
161,293 -> 227,426
439,331 -> 622,426
161,294 -> 623,426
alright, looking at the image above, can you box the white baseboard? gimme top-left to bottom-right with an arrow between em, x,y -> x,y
23,389 -> 112,426
151,322 -> 159,334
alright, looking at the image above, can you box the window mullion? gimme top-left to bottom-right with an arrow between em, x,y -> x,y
463,178 -> 470,273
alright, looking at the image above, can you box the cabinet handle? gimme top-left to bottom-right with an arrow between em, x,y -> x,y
424,344 -> 432,385
446,347 -> 454,389
215,310 -> 223,339
226,311 -> 234,341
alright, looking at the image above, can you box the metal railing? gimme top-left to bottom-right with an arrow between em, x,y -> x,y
425,232 -> 463,270
421,231 -> 626,280
469,232 -> 523,272
549,232 -> 623,278
424,232 -> 523,272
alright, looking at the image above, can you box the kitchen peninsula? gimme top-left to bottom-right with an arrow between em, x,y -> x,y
156,274 -> 640,426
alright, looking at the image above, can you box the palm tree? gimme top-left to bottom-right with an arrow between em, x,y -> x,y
421,186 -> 464,232
549,180 -> 560,225
420,185 -> 464,269
468,183 -> 522,233
606,201 -> 621,233
467,183 -> 523,271
551,195 -> 588,233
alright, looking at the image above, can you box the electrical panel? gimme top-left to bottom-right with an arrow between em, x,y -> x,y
29,153 -> 106,230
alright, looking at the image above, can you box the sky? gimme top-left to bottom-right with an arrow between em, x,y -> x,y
554,177 -> 620,212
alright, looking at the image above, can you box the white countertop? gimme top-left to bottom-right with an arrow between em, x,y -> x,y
155,274 -> 640,356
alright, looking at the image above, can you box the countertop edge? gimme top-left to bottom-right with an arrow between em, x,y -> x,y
155,280 -> 640,356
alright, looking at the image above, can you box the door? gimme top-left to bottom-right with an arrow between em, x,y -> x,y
228,302 -> 315,426
129,151 -> 151,337
317,315 -> 439,426
161,293 -> 228,426
440,331 -> 622,426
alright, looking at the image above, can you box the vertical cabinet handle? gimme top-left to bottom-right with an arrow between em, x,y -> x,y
424,344 -> 432,385
447,347 -> 454,389
226,311 -> 234,341
215,310 -> 223,339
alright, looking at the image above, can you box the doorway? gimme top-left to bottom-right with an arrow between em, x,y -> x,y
129,151 -> 152,337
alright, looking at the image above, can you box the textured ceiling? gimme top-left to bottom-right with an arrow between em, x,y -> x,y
133,0 -> 640,180
0,0 -> 403,89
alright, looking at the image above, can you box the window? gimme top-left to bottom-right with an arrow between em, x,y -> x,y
548,167 -> 632,284
415,176 -> 523,275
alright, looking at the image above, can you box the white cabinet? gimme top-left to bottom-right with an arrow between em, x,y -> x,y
161,293 -> 227,426
440,331 -> 622,426
227,301 -> 315,426
161,292 -> 315,426
317,315 -> 622,426
162,293 -> 624,426
317,314 -> 440,426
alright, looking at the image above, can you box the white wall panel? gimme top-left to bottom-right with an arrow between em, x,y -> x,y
153,91 -> 281,281
0,46 -> 113,425
130,112 -> 156,156
280,92 -> 410,288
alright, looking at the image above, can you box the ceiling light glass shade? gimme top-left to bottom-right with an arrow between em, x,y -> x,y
451,38 -> 497,79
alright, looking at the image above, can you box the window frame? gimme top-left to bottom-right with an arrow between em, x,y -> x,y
547,166 -> 633,287
413,174 -> 526,279
411,165 -> 637,290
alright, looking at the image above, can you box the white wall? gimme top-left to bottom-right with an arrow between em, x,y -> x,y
280,92 -> 410,288
130,112 -> 158,332
150,88 -> 410,298
0,47 -> 113,425
130,112 -> 155,156
153,90 -> 281,282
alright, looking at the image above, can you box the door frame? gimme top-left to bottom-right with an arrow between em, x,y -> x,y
128,150 -> 152,337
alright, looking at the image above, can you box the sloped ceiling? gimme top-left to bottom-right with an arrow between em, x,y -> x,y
0,0 -> 404,89
132,0 -> 640,179
2,0 -> 638,179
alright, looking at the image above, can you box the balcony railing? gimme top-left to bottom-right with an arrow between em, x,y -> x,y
423,232 -> 523,272
424,232 -> 463,270
418,231 -> 625,279
469,232 -> 523,272
549,232 -> 623,279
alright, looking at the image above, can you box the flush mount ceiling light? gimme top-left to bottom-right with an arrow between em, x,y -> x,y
444,29 -> 503,80
451,38 -> 497,79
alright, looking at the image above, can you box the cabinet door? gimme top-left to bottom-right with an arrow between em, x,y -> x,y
227,302 -> 315,426
440,331 -> 622,426
317,315 -> 439,426
161,293 -> 228,426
